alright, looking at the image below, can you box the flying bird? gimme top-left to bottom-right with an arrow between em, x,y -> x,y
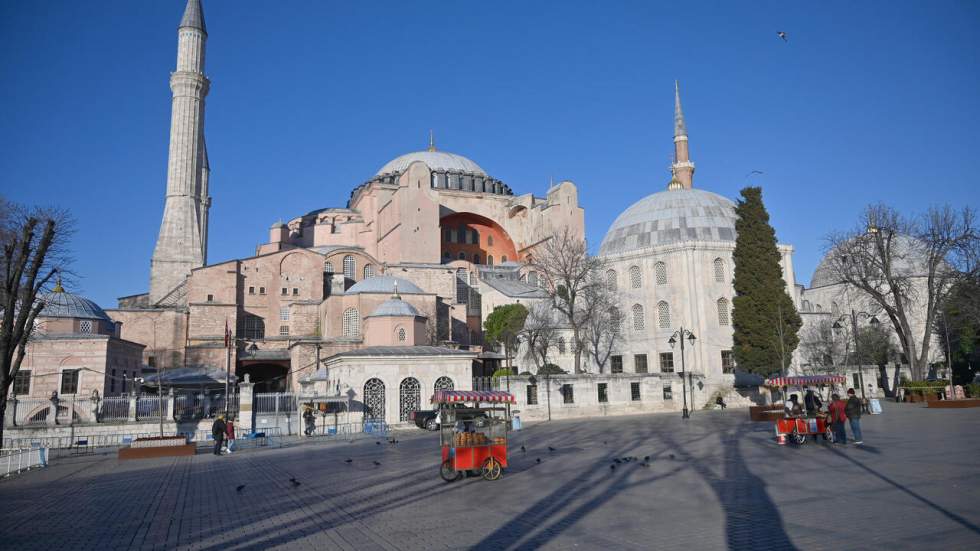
777,31 -> 787,42
236,484 -> 246,492
746,170 -> 764,178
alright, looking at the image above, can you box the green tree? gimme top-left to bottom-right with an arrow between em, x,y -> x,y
483,303 -> 528,374
731,187 -> 802,376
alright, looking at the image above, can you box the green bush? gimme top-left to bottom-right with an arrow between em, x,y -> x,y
537,364 -> 566,376
965,384 -> 980,398
492,368 -> 514,379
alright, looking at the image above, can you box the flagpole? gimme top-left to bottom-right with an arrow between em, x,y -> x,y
224,319 -> 231,418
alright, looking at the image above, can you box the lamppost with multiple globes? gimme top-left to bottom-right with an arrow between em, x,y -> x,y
833,311 -> 879,403
668,328 -> 697,419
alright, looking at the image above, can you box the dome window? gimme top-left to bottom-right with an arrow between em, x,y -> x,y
397,327 -> 406,342
657,301 -> 671,328
717,298 -> 730,326
632,304 -> 645,331
713,258 -> 725,282
343,255 -> 356,280
655,262 -> 668,285
343,308 -> 360,337
629,266 -> 642,289
606,269 -> 617,291
364,265 -> 375,279
79,320 -> 93,334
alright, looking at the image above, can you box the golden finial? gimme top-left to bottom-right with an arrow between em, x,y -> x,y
53,276 -> 64,293
427,129 -> 436,152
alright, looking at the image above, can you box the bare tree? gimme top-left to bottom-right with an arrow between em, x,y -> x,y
582,271 -> 620,373
520,302 -> 557,372
0,197 -> 74,442
528,228 -> 605,374
798,318 -> 849,376
823,204 -> 979,380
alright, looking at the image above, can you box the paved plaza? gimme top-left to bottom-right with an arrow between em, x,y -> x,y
2,403 -> 979,550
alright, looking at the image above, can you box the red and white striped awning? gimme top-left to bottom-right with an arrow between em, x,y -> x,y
764,375 -> 846,387
430,390 -> 516,404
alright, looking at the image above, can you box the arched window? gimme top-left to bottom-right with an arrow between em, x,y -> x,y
501,255 -> 508,263
558,337 -> 566,354
473,254 -> 480,264
458,252 -> 466,260
488,235 -> 494,247
632,304 -> 645,331
831,302 -> 840,316
657,301 -> 671,328
363,378 -> 385,421
456,268 -> 468,304
610,307 -> 621,334
713,258 -> 725,282
343,255 -> 355,280
324,261 -> 334,274
342,307 -> 360,337
397,327 -> 406,342
363,264 -> 374,279
815,304 -> 823,312
487,255 -> 494,265
434,376 -> 454,392
655,262 -> 667,285
606,269 -> 617,291
471,229 -> 479,244
629,266 -> 642,289
717,298 -> 730,326
803,300 -> 812,312
399,377 -> 421,422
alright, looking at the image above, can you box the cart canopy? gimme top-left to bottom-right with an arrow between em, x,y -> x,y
764,375 -> 846,387
430,390 -> 516,404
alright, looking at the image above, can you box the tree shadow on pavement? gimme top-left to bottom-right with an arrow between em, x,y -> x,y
825,445 -> 980,536
661,422 -> 798,551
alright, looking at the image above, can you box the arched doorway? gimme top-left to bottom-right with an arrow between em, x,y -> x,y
363,378 -> 385,421
237,362 -> 289,393
399,377 -> 421,422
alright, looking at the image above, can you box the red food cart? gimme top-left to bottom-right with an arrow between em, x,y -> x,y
765,375 -> 846,445
433,390 -> 514,482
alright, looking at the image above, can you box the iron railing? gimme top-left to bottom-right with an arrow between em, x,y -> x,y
1,448 -> 47,477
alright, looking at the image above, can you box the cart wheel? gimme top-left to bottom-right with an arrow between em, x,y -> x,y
824,427 -> 835,443
791,431 -> 807,445
426,418 -> 438,431
440,461 -> 462,483
482,457 -> 502,481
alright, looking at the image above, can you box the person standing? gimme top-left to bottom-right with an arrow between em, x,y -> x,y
845,388 -> 864,444
828,394 -> 847,444
212,415 -> 226,456
224,416 -> 236,454
803,389 -> 823,416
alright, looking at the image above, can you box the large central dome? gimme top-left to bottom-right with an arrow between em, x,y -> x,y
599,189 -> 737,256
376,150 -> 486,177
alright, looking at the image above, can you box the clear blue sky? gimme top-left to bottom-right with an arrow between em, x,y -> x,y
2,1 -> 978,307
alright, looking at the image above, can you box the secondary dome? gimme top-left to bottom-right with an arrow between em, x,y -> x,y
376,150 -> 486,177
346,276 -> 425,295
367,298 -> 424,318
599,189 -> 737,256
39,287 -> 111,321
810,234 -> 933,289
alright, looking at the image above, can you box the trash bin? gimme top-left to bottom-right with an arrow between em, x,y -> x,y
512,415 -> 521,431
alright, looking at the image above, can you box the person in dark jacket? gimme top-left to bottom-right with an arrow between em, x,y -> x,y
803,389 -> 823,416
845,388 -> 864,444
212,416 -> 226,456
828,394 -> 847,444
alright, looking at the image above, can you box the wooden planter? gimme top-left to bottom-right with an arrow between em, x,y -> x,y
118,436 -> 195,460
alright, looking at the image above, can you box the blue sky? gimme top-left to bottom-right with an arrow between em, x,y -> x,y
1,1 -> 978,307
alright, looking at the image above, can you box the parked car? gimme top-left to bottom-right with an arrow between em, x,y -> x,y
411,405 -> 487,431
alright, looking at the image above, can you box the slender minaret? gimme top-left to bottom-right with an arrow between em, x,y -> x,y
669,81 -> 695,190
150,0 -> 211,304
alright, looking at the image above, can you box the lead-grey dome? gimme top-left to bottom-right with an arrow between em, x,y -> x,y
810,234 -> 932,289
346,276 -> 425,295
367,298 -> 424,318
39,289 -> 111,321
376,151 -> 486,177
599,189 -> 737,256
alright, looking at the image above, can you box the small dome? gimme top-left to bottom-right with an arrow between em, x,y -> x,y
367,298 -> 424,318
599,189 -> 737,256
376,150 -> 486,177
346,276 -> 425,295
810,234 -> 932,289
39,289 -> 111,321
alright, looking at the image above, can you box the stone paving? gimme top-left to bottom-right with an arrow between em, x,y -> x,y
2,403 -> 979,550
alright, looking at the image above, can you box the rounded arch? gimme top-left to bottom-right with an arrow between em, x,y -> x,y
342,255 -> 356,280
629,266 -> 642,289
396,326 -> 407,342
363,264 -> 375,279
717,297 -> 730,326
434,376 -> 454,392
363,378 -> 385,421
657,301 -> 671,328
557,337 -> 566,354
632,303 -> 645,331
439,212 -> 519,266
713,258 -> 725,282
605,269 -> 617,291
399,377 -> 421,422
609,306 -> 622,334
655,262 -> 668,285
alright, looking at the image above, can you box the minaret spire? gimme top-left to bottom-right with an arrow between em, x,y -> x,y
669,80 -> 695,190
150,0 -> 211,304
427,129 -> 436,152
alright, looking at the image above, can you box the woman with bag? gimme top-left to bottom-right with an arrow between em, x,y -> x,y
224,416 -> 236,453
828,394 -> 848,445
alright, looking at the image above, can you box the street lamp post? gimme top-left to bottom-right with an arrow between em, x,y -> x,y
833,311 -> 879,403
668,328 -> 697,419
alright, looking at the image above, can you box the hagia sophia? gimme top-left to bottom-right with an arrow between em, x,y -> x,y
14,0 -> 939,426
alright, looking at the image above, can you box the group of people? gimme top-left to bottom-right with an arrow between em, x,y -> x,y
210,415 -> 237,455
784,388 -> 865,445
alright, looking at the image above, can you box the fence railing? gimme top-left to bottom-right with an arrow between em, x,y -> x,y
100,397 -> 130,421
136,396 -> 164,420
254,393 -> 297,414
1,448 -> 47,477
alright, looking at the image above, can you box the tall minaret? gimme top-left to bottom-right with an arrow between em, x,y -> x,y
669,81 -> 695,190
150,0 -> 211,304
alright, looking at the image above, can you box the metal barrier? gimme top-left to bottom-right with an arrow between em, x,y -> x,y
100,397 -> 130,421
1,448 -> 47,477
135,397 -> 164,420
254,393 -> 297,414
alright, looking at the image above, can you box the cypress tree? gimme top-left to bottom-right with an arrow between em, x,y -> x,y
731,187 -> 802,376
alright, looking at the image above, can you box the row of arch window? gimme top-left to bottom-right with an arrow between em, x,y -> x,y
362,376 -> 455,422
444,226 -> 496,247
323,255 -> 371,281
607,298 -> 731,332
442,251 -> 507,265
607,258 -> 727,291
800,300 -> 835,314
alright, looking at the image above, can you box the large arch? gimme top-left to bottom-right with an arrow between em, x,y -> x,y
439,212 -> 519,265
236,362 -> 289,393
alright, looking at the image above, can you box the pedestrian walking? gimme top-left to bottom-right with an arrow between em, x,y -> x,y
803,388 -> 823,416
845,388 -> 864,444
212,415 -> 226,456
828,393 -> 847,444
715,395 -> 727,410
224,416 -> 236,453
303,406 -> 316,437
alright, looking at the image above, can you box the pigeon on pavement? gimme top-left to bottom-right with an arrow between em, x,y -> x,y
236,484 -> 246,492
